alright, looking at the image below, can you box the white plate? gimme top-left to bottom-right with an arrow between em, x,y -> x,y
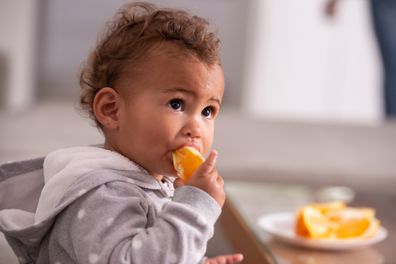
258,212 -> 388,251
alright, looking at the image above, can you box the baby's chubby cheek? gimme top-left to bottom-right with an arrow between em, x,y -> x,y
162,152 -> 177,175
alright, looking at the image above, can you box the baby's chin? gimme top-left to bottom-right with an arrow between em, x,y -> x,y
163,169 -> 178,178
149,165 -> 177,179
164,174 -> 178,179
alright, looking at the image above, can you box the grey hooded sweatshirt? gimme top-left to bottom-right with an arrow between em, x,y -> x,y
0,146 -> 221,264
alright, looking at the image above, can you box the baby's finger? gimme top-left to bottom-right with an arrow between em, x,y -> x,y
200,150 -> 217,173
228,253 -> 244,263
205,253 -> 243,264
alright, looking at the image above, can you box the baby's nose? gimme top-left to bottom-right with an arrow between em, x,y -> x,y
183,118 -> 203,138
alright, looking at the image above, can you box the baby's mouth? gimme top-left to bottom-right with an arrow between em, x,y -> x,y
175,143 -> 201,154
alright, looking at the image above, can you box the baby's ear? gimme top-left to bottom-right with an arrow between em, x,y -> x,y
93,87 -> 120,130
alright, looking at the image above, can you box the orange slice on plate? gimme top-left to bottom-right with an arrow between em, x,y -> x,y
172,146 -> 205,181
311,201 -> 346,214
295,202 -> 380,240
296,206 -> 334,239
328,207 -> 380,239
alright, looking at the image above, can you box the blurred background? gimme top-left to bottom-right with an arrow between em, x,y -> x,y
0,0 -> 385,119
0,0 -> 395,190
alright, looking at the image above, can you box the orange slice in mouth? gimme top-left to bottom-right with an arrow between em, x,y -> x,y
172,146 -> 205,181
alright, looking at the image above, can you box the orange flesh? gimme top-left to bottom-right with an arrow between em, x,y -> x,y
172,146 -> 205,181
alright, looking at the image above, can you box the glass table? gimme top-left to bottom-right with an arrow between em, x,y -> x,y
219,180 -> 395,264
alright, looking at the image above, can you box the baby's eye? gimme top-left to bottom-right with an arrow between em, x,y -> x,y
168,98 -> 184,111
202,106 -> 214,118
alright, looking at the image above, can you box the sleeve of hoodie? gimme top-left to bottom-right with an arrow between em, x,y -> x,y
48,181 -> 221,264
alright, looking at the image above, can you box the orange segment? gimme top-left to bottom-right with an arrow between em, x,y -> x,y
172,146 -> 205,181
296,206 -> 334,239
336,217 -> 372,238
295,202 -> 380,240
311,201 -> 346,214
329,208 -> 379,239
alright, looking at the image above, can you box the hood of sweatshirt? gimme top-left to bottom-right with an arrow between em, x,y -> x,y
0,146 -> 172,253
35,146 -> 149,222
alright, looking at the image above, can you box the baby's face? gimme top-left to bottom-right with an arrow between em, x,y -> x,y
113,45 -> 224,178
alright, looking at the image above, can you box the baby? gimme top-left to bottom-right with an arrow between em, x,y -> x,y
0,2 -> 243,264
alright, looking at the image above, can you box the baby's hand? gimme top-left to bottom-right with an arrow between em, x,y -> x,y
175,150 -> 225,207
205,253 -> 244,264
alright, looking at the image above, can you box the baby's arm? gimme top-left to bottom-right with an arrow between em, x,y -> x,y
49,178 -> 221,264
175,151 -> 244,263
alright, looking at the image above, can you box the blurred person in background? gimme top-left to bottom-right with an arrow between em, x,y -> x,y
325,0 -> 396,118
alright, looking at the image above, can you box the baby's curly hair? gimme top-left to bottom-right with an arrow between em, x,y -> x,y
79,2 -> 221,127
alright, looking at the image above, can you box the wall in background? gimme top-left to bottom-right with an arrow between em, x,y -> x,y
0,0 -> 39,110
37,0 -> 248,108
242,0 -> 382,124
0,0 -> 384,124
